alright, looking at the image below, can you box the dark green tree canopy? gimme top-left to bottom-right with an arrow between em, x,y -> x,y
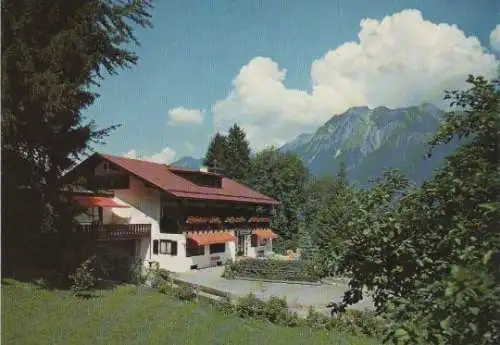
2,0 -> 152,275
203,132 -> 227,171
246,147 -> 309,244
224,124 -> 252,181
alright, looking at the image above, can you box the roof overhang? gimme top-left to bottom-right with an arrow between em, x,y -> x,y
73,196 -> 129,208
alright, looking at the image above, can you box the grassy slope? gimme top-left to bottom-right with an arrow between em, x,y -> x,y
2,280 -> 377,345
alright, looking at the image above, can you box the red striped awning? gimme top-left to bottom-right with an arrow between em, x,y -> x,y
254,229 -> 278,239
73,196 -> 129,208
187,232 -> 236,245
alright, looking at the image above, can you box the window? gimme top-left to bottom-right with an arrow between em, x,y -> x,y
153,239 -> 177,255
186,239 -> 205,257
251,234 -> 258,247
159,240 -> 177,255
209,243 -> 226,254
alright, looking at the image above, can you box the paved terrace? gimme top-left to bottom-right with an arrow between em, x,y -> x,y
173,266 -> 374,317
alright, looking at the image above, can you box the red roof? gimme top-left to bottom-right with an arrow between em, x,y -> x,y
97,154 -> 279,205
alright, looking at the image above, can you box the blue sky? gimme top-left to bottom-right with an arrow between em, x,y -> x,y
84,0 -> 500,163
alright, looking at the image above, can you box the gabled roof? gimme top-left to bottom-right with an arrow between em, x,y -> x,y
89,153 -> 279,205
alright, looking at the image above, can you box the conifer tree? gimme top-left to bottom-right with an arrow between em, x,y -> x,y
2,0 -> 153,275
203,133 -> 228,172
224,124 -> 251,182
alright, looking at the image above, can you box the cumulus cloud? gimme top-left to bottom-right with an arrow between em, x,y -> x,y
183,141 -> 196,154
167,107 -> 204,126
123,147 -> 177,164
212,9 -> 498,151
490,24 -> 500,53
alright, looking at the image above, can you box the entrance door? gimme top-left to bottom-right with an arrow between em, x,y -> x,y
237,235 -> 246,256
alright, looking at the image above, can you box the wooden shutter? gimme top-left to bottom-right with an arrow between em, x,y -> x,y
171,241 -> 178,256
153,240 -> 159,254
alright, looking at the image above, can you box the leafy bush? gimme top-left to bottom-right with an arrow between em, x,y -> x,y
215,296 -> 235,315
69,256 -> 97,295
334,75 -> 500,345
263,296 -> 288,323
175,285 -> 198,301
236,293 -> 266,318
277,309 -> 302,327
306,306 -> 330,329
223,258 -> 319,282
157,281 -> 198,302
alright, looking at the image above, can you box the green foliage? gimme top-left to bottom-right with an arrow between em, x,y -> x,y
69,256 -> 97,295
236,293 -> 267,318
224,124 -> 252,182
263,296 -> 289,323
301,171 -> 360,278
246,147 -> 309,243
202,124 -> 251,181
3,280 -> 377,345
223,258 -> 319,282
296,220 -> 318,262
306,306 -> 330,329
2,0 -> 152,276
157,280 -> 199,302
336,75 -> 500,345
203,132 -> 228,170
214,296 -> 235,315
174,285 -> 199,301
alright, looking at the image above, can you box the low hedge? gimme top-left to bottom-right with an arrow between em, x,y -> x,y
222,258 -> 319,282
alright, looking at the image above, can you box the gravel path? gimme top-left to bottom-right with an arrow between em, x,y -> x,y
174,266 -> 374,316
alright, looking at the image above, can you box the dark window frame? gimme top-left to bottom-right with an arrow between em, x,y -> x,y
209,243 -> 226,254
159,239 -> 178,256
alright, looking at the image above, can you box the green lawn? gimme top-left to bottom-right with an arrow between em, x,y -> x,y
2,279 -> 378,345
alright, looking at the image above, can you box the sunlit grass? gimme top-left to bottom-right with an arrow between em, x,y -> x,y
2,279 -> 378,345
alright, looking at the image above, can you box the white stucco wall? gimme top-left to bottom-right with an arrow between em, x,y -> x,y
247,237 -> 273,258
95,162 -> 161,265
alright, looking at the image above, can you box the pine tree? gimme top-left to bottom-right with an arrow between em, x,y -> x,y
224,124 -> 251,182
2,0 -> 152,275
203,133 -> 228,172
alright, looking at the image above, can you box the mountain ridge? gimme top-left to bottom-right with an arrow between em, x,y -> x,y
172,103 -> 459,185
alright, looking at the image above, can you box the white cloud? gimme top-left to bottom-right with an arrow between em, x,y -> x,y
490,24 -> 500,53
183,141 -> 196,154
167,107 -> 204,126
123,147 -> 177,164
212,9 -> 499,151
124,149 -> 138,159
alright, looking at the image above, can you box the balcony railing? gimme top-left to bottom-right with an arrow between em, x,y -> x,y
78,223 -> 151,241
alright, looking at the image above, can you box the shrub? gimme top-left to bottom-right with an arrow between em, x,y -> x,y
278,310 -> 302,327
236,293 -> 266,318
222,258 -> 319,282
175,285 -> 198,301
215,296 -> 235,315
69,256 -> 97,295
263,296 -> 288,323
306,306 -> 330,329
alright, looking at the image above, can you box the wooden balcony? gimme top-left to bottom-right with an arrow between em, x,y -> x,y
78,223 -> 151,241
